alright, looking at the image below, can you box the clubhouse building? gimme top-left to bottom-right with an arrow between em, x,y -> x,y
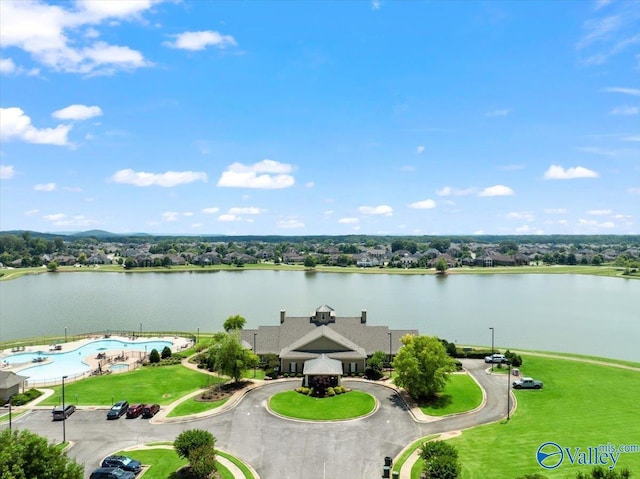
242,305 -> 418,382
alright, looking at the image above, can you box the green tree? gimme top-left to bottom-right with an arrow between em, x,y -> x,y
223,314 -> 246,332
149,348 -> 160,363
420,441 -> 460,479
124,257 -> 136,269
392,335 -> 456,400
215,332 -> 258,382
161,346 -> 172,359
189,445 -> 217,479
0,428 -> 84,479
429,239 -> 451,253
174,429 -> 216,460
304,255 -> 317,268
46,260 -> 59,272
365,350 -> 387,380
434,257 -> 448,274
575,466 -> 630,479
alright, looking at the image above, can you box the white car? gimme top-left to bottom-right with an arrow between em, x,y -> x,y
484,353 -> 508,364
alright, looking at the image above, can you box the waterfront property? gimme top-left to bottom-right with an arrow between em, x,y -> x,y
242,305 -> 419,376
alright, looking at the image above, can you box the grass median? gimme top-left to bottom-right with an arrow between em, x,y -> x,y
447,355 -> 640,477
269,389 -> 376,420
40,364 -> 222,406
419,373 -> 483,416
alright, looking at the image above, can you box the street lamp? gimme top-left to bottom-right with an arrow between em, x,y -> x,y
61,375 -> 68,443
507,361 -> 512,420
388,331 -> 393,371
253,332 -> 257,378
489,327 -> 495,372
139,322 -> 142,338
5,396 -> 13,433
64,326 -> 67,343
197,327 -> 200,344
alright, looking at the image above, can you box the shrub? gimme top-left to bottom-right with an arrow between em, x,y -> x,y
161,346 -> 172,359
149,348 -> 160,364
327,387 -> 335,396
174,429 -> 216,460
11,388 -> 43,406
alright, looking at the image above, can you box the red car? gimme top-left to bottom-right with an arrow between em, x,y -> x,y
142,403 -> 160,418
126,403 -> 144,418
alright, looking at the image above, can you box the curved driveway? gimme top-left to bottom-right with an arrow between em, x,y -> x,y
7,359 -> 511,479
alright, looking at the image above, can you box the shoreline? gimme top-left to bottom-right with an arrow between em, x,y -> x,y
1,262 -> 637,282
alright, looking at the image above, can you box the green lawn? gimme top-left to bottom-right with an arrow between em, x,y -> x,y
269,390 -> 376,420
447,356 -> 640,478
167,397 -> 229,418
216,450 -> 256,478
392,435 -> 439,474
40,364 -> 222,406
419,373 -> 483,416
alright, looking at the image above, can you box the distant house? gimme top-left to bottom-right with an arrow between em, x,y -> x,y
242,305 -> 418,376
88,253 -> 111,265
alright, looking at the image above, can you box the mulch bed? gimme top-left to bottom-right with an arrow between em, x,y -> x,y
195,380 -> 252,402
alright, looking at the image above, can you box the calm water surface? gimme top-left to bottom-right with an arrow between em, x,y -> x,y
0,270 -> 638,361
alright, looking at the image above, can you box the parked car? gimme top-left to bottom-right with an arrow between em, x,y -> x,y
484,353 -> 508,364
52,404 -> 75,420
89,467 -> 136,479
106,400 -> 129,420
101,455 -> 142,474
126,404 -> 144,419
141,403 -> 160,418
512,377 -> 543,389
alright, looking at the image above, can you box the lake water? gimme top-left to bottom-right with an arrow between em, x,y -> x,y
0,270 -> 638,361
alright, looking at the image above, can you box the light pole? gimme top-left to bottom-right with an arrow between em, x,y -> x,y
253,332 -> 257,378
64,326 -> 67,343
139,322 -> 142,338
507,361 -> 511,421
388,331 -> 392,371
489,327 -> 495,372
5,396 -> 13,433
61,375 -> 68,443
197,327 -> 200,344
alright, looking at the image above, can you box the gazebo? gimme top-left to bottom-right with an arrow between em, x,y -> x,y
302,353 -> 343,388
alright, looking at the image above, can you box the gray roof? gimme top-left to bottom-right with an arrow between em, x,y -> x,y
0,370 -> 29,389
303,354 -> 343,376
243,310 -> 418,357
280,326 -> 366,359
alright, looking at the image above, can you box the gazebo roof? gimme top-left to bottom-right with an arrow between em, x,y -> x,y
303,354 -> 343,376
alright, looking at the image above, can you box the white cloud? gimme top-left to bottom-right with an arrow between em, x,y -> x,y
544,165 -> 599,180
400,165 -> 416,172
162,211 -> 180,222
25,209 -> 39,216
0,165 -> 15,179
183,212 -> 193,217
217,159 -> 295,189
544,208 -> 568,214
371,0 -> 381,10
499,164 -> 525,171
164,30 -> 237,51
202,207 -> 220,214
109,169 -> 208,187
628,187 -> 640,195
610,105 -> 639,115
52,104 -> 103,121
34,182 -> 56,191
485,109 -> 510,117
436,186 -> 477,196
277,219 -> 305,229
191,223 -> 203,229
62,186 -> 83,193
622,135 -> 640,142
0,0 -> 154,75
408,199 -> 436,210
599,221 -> 615,228
514,225 -> 544,234
416,145 -> 425,154
305,181 -> 315,188
359,205 -> 393,216
587,209 -> 612,215
506,211 -> 534,221
576,146 -> 617,156
478,185 -> 515,197
218,214 -> 240,222
0,107 -> 72,146
324,210 -> 334,216
228,207 -> 262,215
338,217 -> 359,224
603,87 -> 640,97
0,57 -> 16,73
43,213 -> 66,221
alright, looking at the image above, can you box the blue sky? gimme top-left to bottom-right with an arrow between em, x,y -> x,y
1,0 -> 638,236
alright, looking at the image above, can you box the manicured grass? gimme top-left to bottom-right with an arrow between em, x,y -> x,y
217,450 -> 256,478
419,373 -> 483,416
447,355 -> 640,478
167,397 -> 229,417
269,390 -> 376,420
40,364 -> 222,406
0,411 -> 26,423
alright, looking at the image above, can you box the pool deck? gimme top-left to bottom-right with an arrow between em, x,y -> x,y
1,335 -> 194,385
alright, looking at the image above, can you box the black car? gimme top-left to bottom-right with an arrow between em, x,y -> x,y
89,467 -> 136,479
141,403 -> 160,418
52,404 -> 75,421
106,400 -> 129,419
101,455 -> 142,474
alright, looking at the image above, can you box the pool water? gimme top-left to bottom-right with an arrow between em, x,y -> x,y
4,339 -> 173,381
110,363 -> 130,372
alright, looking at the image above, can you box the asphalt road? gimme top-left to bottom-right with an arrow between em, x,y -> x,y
4,359 -> 511,479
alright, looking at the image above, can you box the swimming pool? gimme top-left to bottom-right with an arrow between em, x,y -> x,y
4,339 -> 173,382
